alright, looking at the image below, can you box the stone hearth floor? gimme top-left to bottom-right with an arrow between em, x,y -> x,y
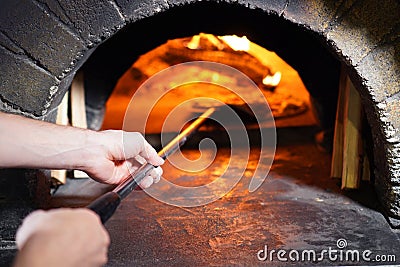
48,127 -> 400,267
1,126 -> 399,266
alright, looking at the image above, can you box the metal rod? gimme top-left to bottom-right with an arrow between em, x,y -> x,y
113,107 -> 216,199
88,107 -> 215,223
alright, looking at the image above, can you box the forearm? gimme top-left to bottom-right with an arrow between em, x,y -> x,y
0,112 -> 97,170
0,112 -> 164,185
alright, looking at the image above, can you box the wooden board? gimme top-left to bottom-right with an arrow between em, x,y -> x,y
51,92 -> 69,184
341,78 -> 362,189
331,65 -> 366,189
330,65 -> 347,179
70,71 -> 90,179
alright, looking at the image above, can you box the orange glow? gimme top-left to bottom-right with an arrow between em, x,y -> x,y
102,33 -> 316,132
142,83 -> 245,133
218,35 -> 250,51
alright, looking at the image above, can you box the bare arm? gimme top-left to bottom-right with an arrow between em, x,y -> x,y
1,112 -> 166,267
0,112 -> 164,185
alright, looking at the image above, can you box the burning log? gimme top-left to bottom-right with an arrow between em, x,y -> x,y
163,33 -> 280,91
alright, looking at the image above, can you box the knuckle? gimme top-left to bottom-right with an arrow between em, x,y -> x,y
133,132 -> 144,141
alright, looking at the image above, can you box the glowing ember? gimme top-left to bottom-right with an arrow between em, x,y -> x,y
262,72 -> 282,87
218,35 -> 250,52
186,33 -> 226,50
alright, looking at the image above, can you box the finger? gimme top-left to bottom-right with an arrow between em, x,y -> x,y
104,158 -> 142,185
138,166 -> 163,188
124,133 -> 164,166
132,156 -> 163,181
139,175 -> 153,189
149,166 -> 163,183
139,142 -> 164,166
123,156 -> 150,173
134,155 -> 146,165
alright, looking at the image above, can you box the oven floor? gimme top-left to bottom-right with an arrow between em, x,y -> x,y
45,127 -> 400,266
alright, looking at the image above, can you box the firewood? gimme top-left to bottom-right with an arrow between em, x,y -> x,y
330,66 -> 347,179
331,65 -> 365,189
341,77 -> 363,189
51,92 -> 69,184
70,71 -> 90,179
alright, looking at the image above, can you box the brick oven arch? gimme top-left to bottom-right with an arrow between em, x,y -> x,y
0,0 -> 399,222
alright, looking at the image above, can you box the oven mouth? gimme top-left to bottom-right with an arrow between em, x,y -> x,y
0,1 -> 399,265
72,1 -> 399,225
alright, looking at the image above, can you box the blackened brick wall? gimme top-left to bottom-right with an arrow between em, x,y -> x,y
0,0 -> 399,221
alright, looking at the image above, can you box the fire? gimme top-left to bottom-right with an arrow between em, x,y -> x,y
262,72 -> 281,87
186,33 -> 225,50
186,33 -> 251,52
102,32 -> 315,132
218,35 -> 250,52
219,34 -> 281,87
198,33 -> 281,86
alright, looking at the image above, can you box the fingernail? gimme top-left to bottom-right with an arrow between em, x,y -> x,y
141,178 -> 153,189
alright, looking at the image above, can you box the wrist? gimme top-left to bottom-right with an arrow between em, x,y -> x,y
69,129 -> 104,172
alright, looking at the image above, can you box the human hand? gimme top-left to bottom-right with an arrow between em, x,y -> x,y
0,113 -> 163,188
81,130 -> 164,187
14,208 -> 109,267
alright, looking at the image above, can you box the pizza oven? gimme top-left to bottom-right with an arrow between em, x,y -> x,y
1,0 -> 399,266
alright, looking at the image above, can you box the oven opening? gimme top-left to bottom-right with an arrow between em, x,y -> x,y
2,1 -> 399,265
98,33 -> 318,195
48,25 -> 396,265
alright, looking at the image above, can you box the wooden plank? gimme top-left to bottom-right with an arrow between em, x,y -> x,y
70,70 -> 87,129
341,77 -> 363,189
70,71 -> 89,179
51,92 -> 69,184
330,65 -> 347,178
362,152 -> 371,182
